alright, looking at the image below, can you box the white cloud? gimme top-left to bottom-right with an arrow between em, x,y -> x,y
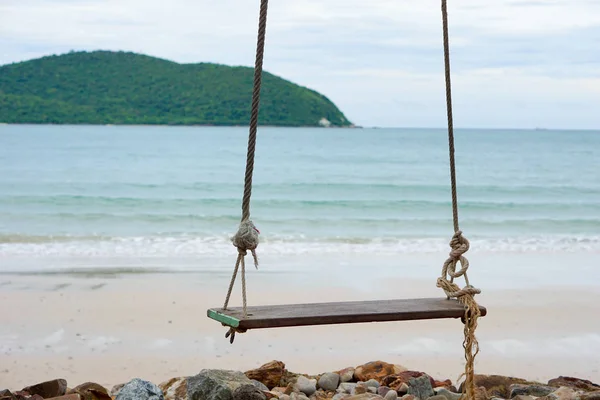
1,0 -> 599,128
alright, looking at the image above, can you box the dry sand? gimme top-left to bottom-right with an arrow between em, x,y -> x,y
1,273 -> 599,390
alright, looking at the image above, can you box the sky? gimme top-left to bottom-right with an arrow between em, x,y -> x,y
1,0 -> 599,129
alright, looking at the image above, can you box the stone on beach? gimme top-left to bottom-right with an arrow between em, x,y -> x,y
115,379 -> 164,400
245,362 -> 287,390
318,374 -> 340,392
354,362 -> 406,383
406,376 -> 434,400
294,377 -> 317,397
22,380 -> 68,399
548,377 -> 600,393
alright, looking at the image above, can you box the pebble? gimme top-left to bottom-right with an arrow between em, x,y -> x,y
339,384 -> 357,394
384,390 -> 398,400
319,373 -> 340,392
233,385 -> 267,400
252,380 -> 270,392
295,378 -> 317,397
433,388 -> 461,400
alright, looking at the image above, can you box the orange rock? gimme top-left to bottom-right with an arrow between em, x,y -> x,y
434,380 -> 453,388
263,391 -> 279,400
354,361 -> 398,382
159,377 -> 187,400
246,361 -> 287,389
46,395 -> 82,400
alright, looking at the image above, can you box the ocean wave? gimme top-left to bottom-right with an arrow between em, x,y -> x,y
1,234 -> 599,257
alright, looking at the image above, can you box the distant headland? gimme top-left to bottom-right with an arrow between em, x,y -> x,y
0,50 -> 353,127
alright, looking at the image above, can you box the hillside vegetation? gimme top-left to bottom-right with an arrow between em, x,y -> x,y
0,51 -> 351,127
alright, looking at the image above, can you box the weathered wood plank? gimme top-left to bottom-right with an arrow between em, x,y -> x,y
207,297 -> 487,330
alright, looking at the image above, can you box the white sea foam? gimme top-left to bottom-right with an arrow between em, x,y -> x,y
1,234 -> 599,258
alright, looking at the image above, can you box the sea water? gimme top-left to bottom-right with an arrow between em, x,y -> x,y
0,125 -> 598,288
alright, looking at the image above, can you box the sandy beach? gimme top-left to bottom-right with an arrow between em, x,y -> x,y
2,258 -> 599,390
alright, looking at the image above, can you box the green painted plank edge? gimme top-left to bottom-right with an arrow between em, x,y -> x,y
207,309 -> 240,328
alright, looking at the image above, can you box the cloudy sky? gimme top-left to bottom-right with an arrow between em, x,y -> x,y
1,0 -> 599,129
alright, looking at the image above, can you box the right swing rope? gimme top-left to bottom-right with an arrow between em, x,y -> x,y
436,1 -> 482,399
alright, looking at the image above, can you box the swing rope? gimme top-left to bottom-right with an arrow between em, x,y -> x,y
222,0 -> 269,327
436,1 -> 482,399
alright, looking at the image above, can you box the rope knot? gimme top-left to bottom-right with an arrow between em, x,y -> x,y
439,230 -> 481,299
231,220 -> 260,269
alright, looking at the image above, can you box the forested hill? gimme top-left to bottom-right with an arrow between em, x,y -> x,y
0,51 -> 352,127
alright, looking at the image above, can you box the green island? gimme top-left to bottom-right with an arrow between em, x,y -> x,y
0,50 -> 352,127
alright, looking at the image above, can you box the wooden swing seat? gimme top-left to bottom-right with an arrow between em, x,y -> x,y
207,297 -> 487,330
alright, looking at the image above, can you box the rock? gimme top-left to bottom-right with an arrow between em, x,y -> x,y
364,382 -> 379,390
290,394 -> 310,400
396,385 -> 408,396
407,376 -> 433,400
46,396 -> 82,400
548,378 -> 600,393
280,395 -> 291,400
296,377 -> 317,397
232,385 -> 267,400
512,396 -> 535,400
115,379 -> 163,400
381,373 -> 434,392
474,387 -> 489,400
353,386 -> 367,396
159,378 -> 188,400
400,395 -> 415,400
338,369 -> 355,384
342,395 -> 381,400
263,392 -> 278,400
434,388 -> 462,400
581,392 -> 600,400
547,387 -> 579,400
246,362 -> 288,390
354,362 -> 402,383
339,385 -> 357,395
318,374 -> 340,392
433,381 -> 453,389
509,384 -> 555,398
111,384 -> 126,398
376,388 -> 390,398
383,391 -> 397,400
464,376 -> 539,399
0,390 -> 17,400
188,370 -> 256,400
252,382 -> 270,392
332,395 -> 346,400
428,395 -> 449,400
68,383 -> 111,400
23,380 -> 68,399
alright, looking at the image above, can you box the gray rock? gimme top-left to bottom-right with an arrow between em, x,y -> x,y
509,385 -> 555,398
384,390 -> 398,400
433,388 -> 461,400
251,381 -> 269,392
319,373 -> 341,391
339,384 -> 358,394
368,388 -> 377,394
296,377 -> 317,397
280,395 -> 291,400
396,385 -> 409,396
187,369 -> 254,400
291,394 -> 310,400
233,385 -> 267,400
116,378 -> 164,400
428,396 -> 449,400
365,381 -> 380,389
407,376 -> 434,400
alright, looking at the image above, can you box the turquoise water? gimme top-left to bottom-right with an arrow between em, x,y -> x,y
0,124 -> 599,264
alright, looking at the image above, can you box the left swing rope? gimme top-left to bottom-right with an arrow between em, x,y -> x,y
221,0 -> 270,344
